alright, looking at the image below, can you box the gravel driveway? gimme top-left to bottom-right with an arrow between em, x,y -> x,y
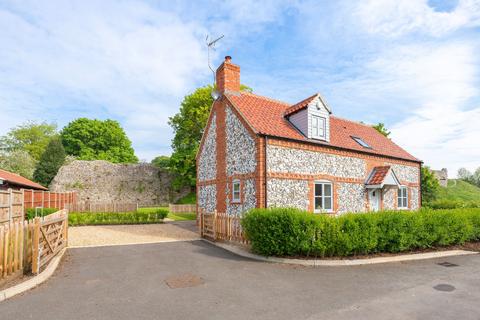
68,221 -> 199,247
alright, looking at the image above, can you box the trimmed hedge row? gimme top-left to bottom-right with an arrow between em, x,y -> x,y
26,208 -> 59,220
69,209 -> 168,226
426,199 -> 480,210
241,208 -> 480,257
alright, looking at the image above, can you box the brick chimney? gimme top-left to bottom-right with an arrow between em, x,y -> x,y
216,56 -> 240,94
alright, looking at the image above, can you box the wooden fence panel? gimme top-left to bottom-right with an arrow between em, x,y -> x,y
23,190 -> 76,211
66,202 -> 137,213
169,204 -> 197,214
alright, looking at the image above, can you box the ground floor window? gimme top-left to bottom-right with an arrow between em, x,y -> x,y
314,181 -> 333,213
232,180 -> 241,203
398,186 -> 408,209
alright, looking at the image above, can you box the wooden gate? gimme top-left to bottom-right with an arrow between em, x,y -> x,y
32,210 -> 68,274
199,210 -> 249,244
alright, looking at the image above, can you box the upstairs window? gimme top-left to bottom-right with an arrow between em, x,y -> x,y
311,115 -> 326,139
351,136 -> 371,149
397,187 -> 408,209
314,181 -> 333,213
232,180 -> 241,203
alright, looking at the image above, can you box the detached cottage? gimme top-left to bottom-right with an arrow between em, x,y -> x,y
197,56 -> 421,216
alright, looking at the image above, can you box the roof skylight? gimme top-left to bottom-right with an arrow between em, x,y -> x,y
351,136 -> 371,149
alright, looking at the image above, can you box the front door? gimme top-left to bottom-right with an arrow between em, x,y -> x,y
368,189 -> 380,212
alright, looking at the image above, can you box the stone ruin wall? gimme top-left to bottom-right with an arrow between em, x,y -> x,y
50,160 -> 189,206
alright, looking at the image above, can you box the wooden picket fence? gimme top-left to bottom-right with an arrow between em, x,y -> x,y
0,209 -> 68,282
199,210 -> 249,245
169,204 -> 197,214
66,201 -> 137,213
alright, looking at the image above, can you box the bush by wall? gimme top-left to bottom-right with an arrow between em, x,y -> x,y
242,208 -> 480,257
69,209 -> 168,226
26,208 -> 59,220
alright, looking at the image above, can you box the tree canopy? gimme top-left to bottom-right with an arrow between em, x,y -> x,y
0,150 -> 37,179
61,118 -> 138,163
0,121 -> 58,161
151,155 -> 171,171
372,123 -> 391,138
168,85 -> 251,189
33,136 -> 66,187
458,167 -> 480,188
421,166 -> 440,205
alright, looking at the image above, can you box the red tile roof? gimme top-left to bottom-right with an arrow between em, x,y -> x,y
284,93 -> 319,116
366,166 -> 391,185
0,169 -> 48,190
226,92 -> 420,162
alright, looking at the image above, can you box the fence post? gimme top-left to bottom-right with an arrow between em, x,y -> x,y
31,217 -> 41,274
213,210 -> 217,241
8,188 -> 13,223
200,209 -> 204,237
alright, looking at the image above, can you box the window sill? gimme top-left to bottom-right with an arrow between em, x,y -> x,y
231,200 -> 241,204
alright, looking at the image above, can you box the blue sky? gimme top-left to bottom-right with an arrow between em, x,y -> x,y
1,0 -> 479,176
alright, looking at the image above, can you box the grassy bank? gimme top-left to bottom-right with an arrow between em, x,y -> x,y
137,207 -> 196,221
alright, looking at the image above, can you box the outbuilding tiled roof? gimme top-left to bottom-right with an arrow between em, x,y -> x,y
226,92 -> 420,162
0,169 -> 47,190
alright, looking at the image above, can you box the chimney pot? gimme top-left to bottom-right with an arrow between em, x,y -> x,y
216,55 -> 240,94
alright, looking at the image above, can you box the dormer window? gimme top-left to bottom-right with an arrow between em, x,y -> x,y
311,115 -> 326,139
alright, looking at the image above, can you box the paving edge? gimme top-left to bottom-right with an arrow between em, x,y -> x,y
204,240 -> 478,266
0,247 -> 66,302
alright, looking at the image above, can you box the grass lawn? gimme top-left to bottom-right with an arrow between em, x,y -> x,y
137,207 -> 196,221
438,179 -> 480,202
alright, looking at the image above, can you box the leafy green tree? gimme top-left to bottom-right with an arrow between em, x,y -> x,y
151,155 -> 171,170
168,84 -> 251,189
372,123 -> 391,137
421,166 -> 440,205
0,150 -> 37,179
61,118 -> 138,163
33,137 -> 66,186
0,122 -> 57,160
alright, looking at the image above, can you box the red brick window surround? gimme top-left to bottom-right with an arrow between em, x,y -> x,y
232,179 -> 241,204
314,180 -> 334,213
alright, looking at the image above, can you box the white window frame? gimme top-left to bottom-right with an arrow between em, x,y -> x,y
232,180 -> 241,203
311,115 -> 326,140
314,181 -> 333,213
397,186 -> 408,209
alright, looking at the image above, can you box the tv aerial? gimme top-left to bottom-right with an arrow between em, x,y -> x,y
206,34 -> 224,100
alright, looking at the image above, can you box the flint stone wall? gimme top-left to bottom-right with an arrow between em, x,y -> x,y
267,145 -> 365,178
267,178 -> 309,210
226,106 -> 256,176
383,187 -> 397,210
198,112 -> 217,182
50,160 -> 189,205
387,163 -> 419,184
411,187 -> 420,210
198,184 -> 216,212
337,183 -> 366,214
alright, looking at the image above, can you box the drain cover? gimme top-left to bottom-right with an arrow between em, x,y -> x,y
437,261 -> 459,267
433,284 -> 456,292
165,274 -> 204,289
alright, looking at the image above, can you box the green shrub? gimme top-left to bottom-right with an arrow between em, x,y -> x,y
242,207 -> 480,257
427,199 -> 480,209
26,207 -> 59,220
69,209 -> 168,226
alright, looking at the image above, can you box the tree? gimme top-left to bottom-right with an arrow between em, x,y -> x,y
0,150 -> 37,179
0,121 -> 57,161
421,166 -> 440,205
61,118 -> 138,163
151,155 -> 171,170
33,137 -> 66,186
372,123 -> 391,137
168,85 -> 251,189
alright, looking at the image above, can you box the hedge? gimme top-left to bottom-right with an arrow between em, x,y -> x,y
26,208 -> 59,220
241,208 -> 480,257
426,199 -> 480,210
69,209 -> 168,226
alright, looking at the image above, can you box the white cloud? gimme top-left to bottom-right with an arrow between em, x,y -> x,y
0,0 -> 208,159
354,0 -> 480,37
